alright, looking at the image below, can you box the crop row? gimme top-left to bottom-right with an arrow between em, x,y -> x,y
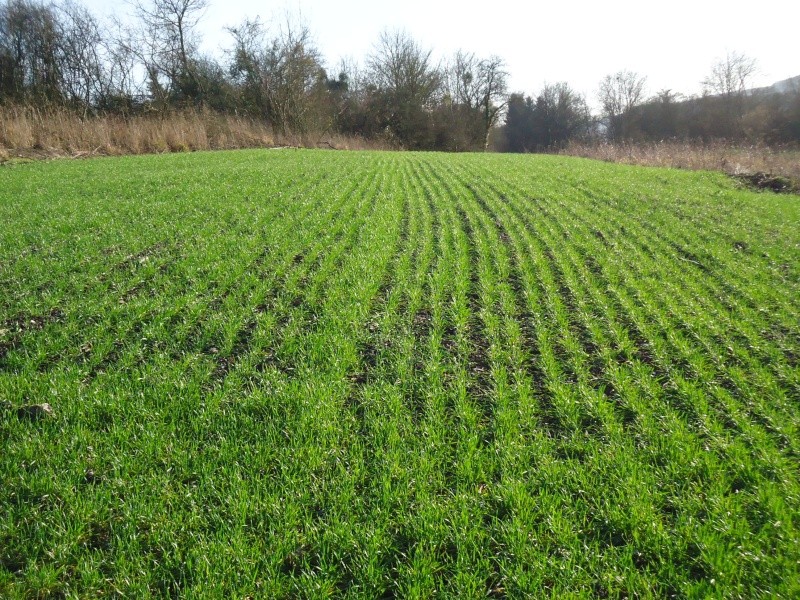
1,150 -> 798,597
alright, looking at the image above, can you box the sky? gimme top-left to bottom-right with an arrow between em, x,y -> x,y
83,0 -> 799,106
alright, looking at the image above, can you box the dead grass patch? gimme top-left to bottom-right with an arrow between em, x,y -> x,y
563,140 -> 800,193
0,105 -> 392,159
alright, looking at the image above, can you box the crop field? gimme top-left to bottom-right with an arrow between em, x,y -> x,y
1,150 -> 799,598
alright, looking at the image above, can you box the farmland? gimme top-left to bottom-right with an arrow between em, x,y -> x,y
1,150 -> 799,598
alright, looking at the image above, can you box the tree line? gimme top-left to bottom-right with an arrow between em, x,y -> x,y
2,0 -> 798,151
498,58 -> 800,151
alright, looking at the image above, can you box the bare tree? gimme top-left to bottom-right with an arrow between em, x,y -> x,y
320,56 -> 363,135
446,51 -> 479,108
366,29 -> 441,147
367,29 -> 440,103
131,0 -> 208,105
532,82 -> 591,149
701,51 -> 758,136
444,51 -> 508,149
227,15 -> 325,135
101,17 -> 145,110
702,51 -> 757,98
1,0 -> 138,111
598,70 -> 647,140
440,51 -> 481,149
227,17 -> 267,114
0,0 -> 63,103
55,0 -> 105,113
475,56 -> 508,150
264,18 -> 325,135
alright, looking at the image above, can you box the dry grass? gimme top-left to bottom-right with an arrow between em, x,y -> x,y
0,105 -> 390,159
563,140 -> 800,188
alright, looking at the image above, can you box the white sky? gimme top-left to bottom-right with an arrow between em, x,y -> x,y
85,0 -> 798,106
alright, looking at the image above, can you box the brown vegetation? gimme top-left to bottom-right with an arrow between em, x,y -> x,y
2,0 -> 798,156
0,105 -> 390,158
562,140 -> 800,191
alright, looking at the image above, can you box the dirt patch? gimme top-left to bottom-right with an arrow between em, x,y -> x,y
734,172 -> 798,195
0,308 -> 65,362
114,242 -> 168,270
17,403 -> 54,420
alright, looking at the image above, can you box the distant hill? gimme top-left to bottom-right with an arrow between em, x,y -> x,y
752,75 -> 800,95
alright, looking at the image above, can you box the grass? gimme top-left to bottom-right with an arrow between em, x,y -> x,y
1,150 -> 799,598
563,140 -> 800,190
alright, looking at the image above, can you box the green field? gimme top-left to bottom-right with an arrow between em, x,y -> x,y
1,150 -> 799,598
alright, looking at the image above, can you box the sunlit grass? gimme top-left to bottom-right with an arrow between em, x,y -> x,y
1,150 -> 798,598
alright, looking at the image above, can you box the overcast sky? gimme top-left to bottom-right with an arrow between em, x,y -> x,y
85,0 -> 798,105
